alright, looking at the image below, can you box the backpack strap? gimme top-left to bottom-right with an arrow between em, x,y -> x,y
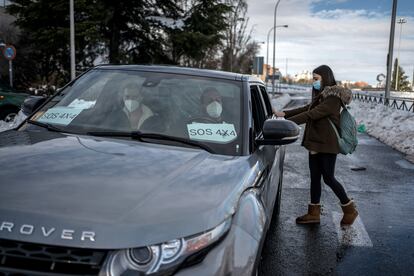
328,97 -> 348,138
340,99 -> 347,110
328,118 -> 341,139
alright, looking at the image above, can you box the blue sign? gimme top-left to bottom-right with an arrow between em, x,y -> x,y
3,45 -> 16,60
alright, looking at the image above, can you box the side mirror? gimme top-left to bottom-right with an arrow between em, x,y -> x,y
256,119 -> 300,145
22,96 -> 47,116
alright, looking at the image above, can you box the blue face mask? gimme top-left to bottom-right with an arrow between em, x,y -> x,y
313,80 -> 321,90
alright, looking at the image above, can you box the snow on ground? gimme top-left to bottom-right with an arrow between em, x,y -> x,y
350,99 -> 414,158
271,93 -> 291,111
0,111 -> 27,132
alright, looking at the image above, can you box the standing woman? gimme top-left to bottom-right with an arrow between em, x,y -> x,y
274,65 -> 358,226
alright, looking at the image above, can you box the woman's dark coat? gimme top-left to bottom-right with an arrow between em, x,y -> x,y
284,85 -> 352,154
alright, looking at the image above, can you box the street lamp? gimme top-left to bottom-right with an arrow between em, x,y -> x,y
395,18 -> 407,90
266,24 -> 288,82
272,0 -> 282,94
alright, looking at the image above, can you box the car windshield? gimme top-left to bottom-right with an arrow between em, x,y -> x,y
29,69 -> 243,155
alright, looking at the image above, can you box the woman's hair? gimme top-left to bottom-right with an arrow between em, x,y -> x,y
312,65 -> 336,96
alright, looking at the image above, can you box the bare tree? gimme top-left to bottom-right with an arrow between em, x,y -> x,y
221,0 -> 257,73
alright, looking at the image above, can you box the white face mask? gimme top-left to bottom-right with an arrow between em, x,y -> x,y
206,101 -> 223,118
124,99 -> 140,112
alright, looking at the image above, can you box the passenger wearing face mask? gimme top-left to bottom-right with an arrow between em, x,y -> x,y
200,87 -> 225,122
122,83 -> 154,130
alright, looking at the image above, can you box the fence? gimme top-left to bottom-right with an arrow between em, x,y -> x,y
353,92 -> 414,112
265,83 -> 283,94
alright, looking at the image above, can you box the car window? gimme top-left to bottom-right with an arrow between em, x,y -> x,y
259,86 -> 273,116
250,85 -> 266,137
29,69 -> 243,156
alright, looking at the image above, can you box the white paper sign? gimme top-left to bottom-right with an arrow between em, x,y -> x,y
37,106 -> 84,125
187,123 -> 237,143
68,99 -> 96,109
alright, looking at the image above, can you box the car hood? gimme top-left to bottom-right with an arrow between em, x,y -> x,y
0,130 -> 260,249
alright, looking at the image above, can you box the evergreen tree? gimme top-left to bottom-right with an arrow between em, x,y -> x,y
167,0 -> 231,68
93,0 -> 181,64
391,58 -> 411,91
7,0 -> 90,88
6,0 -> 181,88
5,0 -> 246,88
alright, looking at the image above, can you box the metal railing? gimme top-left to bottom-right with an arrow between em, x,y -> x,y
266,82 -> 283,94
353,92 -> 414,112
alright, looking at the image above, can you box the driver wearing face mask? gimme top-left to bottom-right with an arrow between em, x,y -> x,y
122,83 -> 154,129
200,87 -> 224,122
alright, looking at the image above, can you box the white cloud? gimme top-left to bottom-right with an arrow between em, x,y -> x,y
246,0 -> 414,85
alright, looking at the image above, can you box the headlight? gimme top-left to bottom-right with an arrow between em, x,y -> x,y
102,218 -> 231,275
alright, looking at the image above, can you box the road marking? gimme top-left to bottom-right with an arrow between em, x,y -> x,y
332,212 -> 373,247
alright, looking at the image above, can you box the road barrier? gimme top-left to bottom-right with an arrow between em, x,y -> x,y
353,92 -> 414,112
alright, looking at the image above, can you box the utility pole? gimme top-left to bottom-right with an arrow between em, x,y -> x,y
266,25 -> 288,83
272,0 -> 282,95
395,18 -> 407,91
385,0 -> 398,102
70,0 -> 76,80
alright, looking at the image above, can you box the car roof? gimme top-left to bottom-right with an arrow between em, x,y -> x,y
94,64 -> 264,84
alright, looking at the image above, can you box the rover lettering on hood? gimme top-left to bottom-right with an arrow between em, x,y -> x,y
0,221 -> 96,242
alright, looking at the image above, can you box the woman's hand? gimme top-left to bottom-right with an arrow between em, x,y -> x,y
274,111 -> 286,117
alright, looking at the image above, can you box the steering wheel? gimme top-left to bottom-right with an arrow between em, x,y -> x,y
186,116 -> 218,124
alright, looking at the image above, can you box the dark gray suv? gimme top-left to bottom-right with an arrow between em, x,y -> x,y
0,65 -> 299,275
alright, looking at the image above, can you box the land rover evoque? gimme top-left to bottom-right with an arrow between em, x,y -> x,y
0,65 -> 299,276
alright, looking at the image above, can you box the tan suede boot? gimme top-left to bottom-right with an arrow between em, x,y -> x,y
341,200 -> 358,226
296,204 -> 321,224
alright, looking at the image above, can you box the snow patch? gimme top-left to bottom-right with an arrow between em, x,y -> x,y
271,93 -> 291,111
0,111 -> 27,132
350,100 -> 414,157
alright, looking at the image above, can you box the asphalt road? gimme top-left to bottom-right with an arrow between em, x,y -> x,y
260,98 -> 414,275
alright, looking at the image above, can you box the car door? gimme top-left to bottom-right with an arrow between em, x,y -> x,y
249,84 -> 282,214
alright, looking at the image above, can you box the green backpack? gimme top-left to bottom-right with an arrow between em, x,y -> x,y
328,103 -> 358,155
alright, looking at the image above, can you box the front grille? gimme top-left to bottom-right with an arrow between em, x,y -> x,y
0,239 -> 108,275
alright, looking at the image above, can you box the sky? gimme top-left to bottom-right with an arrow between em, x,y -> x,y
246,0 -> 414,85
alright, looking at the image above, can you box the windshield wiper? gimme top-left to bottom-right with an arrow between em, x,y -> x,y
27,120 -> 66,132
87,131 -> 214,153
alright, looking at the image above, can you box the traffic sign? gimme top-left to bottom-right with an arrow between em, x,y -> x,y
253,56 -> 264,75
2,45 -> 16,60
